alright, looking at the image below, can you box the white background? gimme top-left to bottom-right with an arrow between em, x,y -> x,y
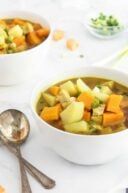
0,1 -> 128,193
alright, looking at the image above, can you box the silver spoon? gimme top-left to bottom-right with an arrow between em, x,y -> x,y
0,109 -> 55,191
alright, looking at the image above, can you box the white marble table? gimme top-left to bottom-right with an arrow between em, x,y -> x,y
0,1 -> 128,193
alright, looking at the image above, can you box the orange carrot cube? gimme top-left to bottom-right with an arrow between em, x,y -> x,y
106,94 -> 123,113
77,92 -> 94,110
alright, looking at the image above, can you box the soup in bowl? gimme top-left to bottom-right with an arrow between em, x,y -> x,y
0,17 -> 49,54
31,67 -> 128,165
0,10 -> 51,85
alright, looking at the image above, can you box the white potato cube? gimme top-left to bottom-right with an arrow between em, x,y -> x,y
64,121 -> 89,133
76,78 -> 91,93
60,101 -> 84,124
9,25 -> 23,38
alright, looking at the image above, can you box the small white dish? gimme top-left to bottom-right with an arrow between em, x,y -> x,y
84,10 -> 127,39
31,66 -> 128,165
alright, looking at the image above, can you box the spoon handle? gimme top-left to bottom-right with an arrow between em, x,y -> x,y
17,146 -> 32,193
0,136 -> 55,189
22,157 -> 55,189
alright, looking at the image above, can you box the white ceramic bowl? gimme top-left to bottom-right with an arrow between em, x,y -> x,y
0,10 -> 51,85
31,66 -> 128,165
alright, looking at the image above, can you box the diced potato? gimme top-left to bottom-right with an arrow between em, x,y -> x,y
26,22 -> 34,32
103,81 -> 114,89
53,29 -> 64,41
0,27 -> 7,39
93,104 -> 105,116
101,86 -> 112,95
93,86 -> 100,93
66,38 -> 79,51
60,101 -> 84,124
0,20 -> 7,29
42,93 -> 56,106
93,87 -> 109,102
8,25 -> 23,38
0,36 -> 5,46
76,78 -> 92,93
22,22 -> 34,34
0,28 -> 7,49
96,92 -> 109,102
64,121 -> 88,134
60,81 -> 78,96
57,89 -> 70,102
62,97 -> 76,108
9,42 -> 16,49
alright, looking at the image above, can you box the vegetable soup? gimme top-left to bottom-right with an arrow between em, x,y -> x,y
0,18 -> 50,54
36,77 -> 128,135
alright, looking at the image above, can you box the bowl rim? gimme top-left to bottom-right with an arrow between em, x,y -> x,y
0,10 -> 51,57
31,66 -> 128,138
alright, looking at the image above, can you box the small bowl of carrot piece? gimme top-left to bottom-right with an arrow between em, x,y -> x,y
31,66 -> 128,165
0,10 -> 51,85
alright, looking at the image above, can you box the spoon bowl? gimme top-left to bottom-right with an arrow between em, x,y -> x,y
0,109 -> 32,193
0,109 -> 30,144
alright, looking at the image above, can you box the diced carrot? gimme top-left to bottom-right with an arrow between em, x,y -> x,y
36,28 -> 50,38
13,36 -> 25,46
13,18 -> 26,25
49,86 -> 60,96
53,30 -> 64,41
8,24 -> 15,28
0,20 -> 6,27
33,23 -> 42,30
66,38 -> 79,51
27,32 -> 41,45
83,110 -> 91,121
106,94 -> 123,113
103,111 -> 124,126
56,103 -> 62,113
40,104 -> 61,121
77,92 -> 94,110
0,186 -> 6,193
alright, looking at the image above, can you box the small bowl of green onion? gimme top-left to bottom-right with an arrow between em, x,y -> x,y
85,12 -> 125,39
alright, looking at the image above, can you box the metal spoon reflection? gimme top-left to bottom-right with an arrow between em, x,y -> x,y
0,109 -> 55,190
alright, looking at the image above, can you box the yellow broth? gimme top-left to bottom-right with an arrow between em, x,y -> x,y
36,77 -> 128,135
